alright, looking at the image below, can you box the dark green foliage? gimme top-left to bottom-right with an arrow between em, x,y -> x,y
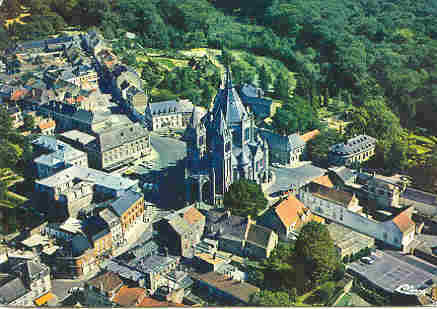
22,114 -> 35,131
223,179 -> 268,217
259,64 -> 271,92
271,96 -> 320,136
250,290 -> 294,306
295,222 -> 341,289
306,128 -> 343,167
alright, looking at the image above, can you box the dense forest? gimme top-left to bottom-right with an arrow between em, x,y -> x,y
2,0 -> 437,188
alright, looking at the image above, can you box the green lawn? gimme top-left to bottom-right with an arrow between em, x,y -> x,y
335,292 -> 352,306
334,292 -> 370,307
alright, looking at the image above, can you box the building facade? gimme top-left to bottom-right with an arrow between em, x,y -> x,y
185,69 -> 270,206
109,190 -> 145,235
87,123 -> 151,172
329,135 -> 377,166
155,205 -> 205,258
258,194 -> 313,240
32,135 -> 88,179
145,99 -> 197,131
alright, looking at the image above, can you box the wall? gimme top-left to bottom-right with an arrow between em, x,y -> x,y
299,190 -> 404,248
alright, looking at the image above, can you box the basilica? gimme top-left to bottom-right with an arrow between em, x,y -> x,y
185,69 -> 270,206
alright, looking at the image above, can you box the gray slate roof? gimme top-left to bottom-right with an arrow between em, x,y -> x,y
212,69 -> 247,124
95,123 -> 148,152
110,190 -> 143,217
240,83 -> 264,98
130,254 -> 179,274
330,134 -> 376,156
148,99 -> 194,115
246,224 -> 274,249
258,129 -> 305,151
35,166 -> 138,191
60,130 -> 96,146
83,216 -> 110,243
0,276 -> 29,304
329,166 -> 357,184
71,234 -> 92,256
99,208 -> 119,226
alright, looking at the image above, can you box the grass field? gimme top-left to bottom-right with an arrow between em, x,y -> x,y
334,292 -> 370,307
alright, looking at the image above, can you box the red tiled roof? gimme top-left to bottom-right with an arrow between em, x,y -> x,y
112,286 -> 145,307
301,129 -> 320,142
274,195 -> 308,229
312,175 -> 334,188
11,89 -> 28,101
392,208 -> 415,233
38,120 -> 56,130
183,206 -> 204,225
87,271 -> 123,293
136,297 -> 186,307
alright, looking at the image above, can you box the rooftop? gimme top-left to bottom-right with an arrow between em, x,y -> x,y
130,254 -> 179,274
330,134 -> 376,156
148,99 -> 194,115
300,129 -> 320,143
274,195 -> 309,229
246,223 -> 275,249
312,175 -> 334,188
59,217 -> 83,234
60,130 -> 96,146
190,271 -> 259,304
195,252 -> 229,265
112,286 -> 145,307
33,135 -> 85,167
327,223 -> 374,251
311,185 -> 356,208
35,166 -> 138,191
110,190 -> 143,217
392,208 -> 415,233
87,271 -> 123,293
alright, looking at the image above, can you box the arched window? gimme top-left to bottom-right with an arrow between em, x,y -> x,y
225,142 -> 231,152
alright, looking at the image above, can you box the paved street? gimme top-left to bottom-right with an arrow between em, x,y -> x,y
51,279 -> 85,303
347,250 -> 437,293
149,132 -> 187,169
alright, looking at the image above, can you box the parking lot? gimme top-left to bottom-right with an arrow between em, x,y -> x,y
347,250 -> 437,293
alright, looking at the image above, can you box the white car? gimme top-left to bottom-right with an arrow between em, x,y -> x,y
360,256 -> 374,264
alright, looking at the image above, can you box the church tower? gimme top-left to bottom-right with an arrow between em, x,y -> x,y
211,111 -> 233,195
185,107 -> 207,172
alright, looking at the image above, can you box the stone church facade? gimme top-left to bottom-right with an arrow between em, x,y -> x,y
184,69 -> 270,206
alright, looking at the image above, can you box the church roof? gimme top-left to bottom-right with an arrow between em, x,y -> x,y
212,68 -> 247,124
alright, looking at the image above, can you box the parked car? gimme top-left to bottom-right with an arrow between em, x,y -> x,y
360,256 -> 374,264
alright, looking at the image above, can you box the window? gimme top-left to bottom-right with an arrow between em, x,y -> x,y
225,142 -> 231,152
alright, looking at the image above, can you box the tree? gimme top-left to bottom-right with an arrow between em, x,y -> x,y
22,114 -> 35,131
250,290 -> 293,306
295,222 -> 341,289
306,128 -> 343,167
0,142 -> 23,167
223,179 -> 268,217
271,96 -> 320,136
0,180 -> 7,201
275,74 -> 290,100
259,64 -> 272,92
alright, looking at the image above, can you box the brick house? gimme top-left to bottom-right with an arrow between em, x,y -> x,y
109,190 -> 144,234
155,205 -> 205,258
83,271 -> 123,306
258,194 -> 315,240
83,215 -> 113,258
204,210 -> 278,259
